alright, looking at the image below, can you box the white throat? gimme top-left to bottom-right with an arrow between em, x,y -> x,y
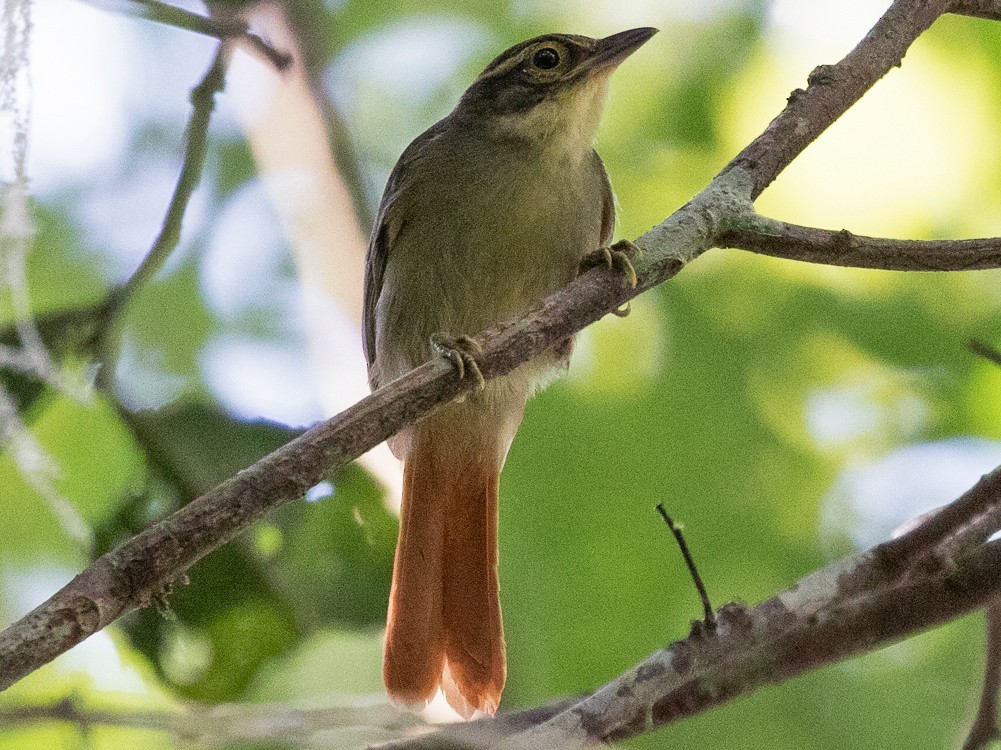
490,75 -> 612,162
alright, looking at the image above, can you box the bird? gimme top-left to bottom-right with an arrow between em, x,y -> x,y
362,27 -> 657,718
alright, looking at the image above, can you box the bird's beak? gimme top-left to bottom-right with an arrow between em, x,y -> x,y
587,27 -> 658,72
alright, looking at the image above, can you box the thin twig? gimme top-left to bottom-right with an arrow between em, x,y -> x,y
93,42 -> 232,388
656,504 -> 715,628
111,43 -> 230,311
82,0 -> 293,70
971,339 -> 1001,367
964,603 -> 1001,749
3,37 -> 250,401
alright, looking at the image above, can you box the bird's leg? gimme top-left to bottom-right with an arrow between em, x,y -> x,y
430,333 -> 485,390
578,239 -> 640,317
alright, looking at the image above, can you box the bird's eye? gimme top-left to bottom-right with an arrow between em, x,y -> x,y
532,48 -> 560,69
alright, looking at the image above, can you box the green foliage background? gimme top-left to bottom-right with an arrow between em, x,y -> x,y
2,1 -> 1001,747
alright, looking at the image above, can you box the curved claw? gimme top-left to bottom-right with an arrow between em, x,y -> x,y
578,241 -> 639,289
430,333 -> 485,390
609,240 -> 640,288
612,302 -> 631,318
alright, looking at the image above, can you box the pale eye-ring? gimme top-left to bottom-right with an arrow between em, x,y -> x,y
532,47 -> 560,69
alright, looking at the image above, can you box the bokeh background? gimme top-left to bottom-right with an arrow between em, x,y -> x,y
3,0 -> 1001,747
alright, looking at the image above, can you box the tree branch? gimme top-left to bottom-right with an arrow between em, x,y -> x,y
719,217 -> 1001,271
961,338 -> 1001,749
0,172 -> 703,692
88,42 -> 233,393
359,467 -> 1001,749
511,548 -> 1001,748
95,32 -> 285,384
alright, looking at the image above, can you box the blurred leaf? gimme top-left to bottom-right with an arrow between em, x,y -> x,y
118,261 -> 216,393
268,463 -> 395,629
249,629 -> 385,701
94,404 -> 394,700
0,392 -> 143,566
0,305 -> 105,417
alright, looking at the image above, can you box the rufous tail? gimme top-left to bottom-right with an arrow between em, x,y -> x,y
383,425 -> 506,718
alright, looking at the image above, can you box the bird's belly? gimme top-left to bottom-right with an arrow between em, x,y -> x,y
374,181 -> 602,386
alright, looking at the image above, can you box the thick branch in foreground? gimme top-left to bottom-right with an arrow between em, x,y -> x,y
719,218 -> 1001,272
363,467 -> 1001,749
494,468 -> 1001,749
495,543 -> 1001,749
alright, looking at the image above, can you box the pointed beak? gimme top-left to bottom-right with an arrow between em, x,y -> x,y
588,27 -> 658,71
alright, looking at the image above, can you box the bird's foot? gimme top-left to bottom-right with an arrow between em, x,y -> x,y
430,333 -> 485,390
579,240 -> 640,317
579,240 -> 640,287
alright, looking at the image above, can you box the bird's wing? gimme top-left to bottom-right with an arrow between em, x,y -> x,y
593,150 -> 616,246
362,119 -> 450,375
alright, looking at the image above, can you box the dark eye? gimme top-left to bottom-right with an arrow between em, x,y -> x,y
532,47 -> 560,69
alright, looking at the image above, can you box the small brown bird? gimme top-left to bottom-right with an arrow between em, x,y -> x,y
363,27 -> 656,717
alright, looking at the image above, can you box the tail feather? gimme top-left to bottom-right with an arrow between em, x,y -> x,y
443,468 -> 505,716
383,426 -> 506,717
383,443 -> 447,706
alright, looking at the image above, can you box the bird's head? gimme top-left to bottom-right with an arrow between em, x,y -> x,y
454,27 -> 657,155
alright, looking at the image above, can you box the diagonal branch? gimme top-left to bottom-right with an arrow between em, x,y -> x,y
108,43 -> 232,315
0,165 -> 739,693
719,217 -> 1001,272
0,0 -> 976,703
721,0 -> 950,199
